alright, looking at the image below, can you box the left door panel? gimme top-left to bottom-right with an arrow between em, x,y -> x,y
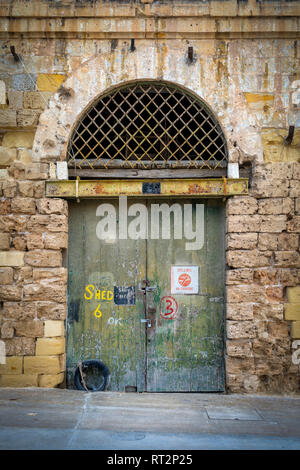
67,199 -> 146,391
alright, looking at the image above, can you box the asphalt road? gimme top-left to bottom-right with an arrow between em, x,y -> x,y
0,388 -> 299,450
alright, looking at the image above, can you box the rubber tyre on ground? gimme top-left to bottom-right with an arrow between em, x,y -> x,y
74,359 -> 110,392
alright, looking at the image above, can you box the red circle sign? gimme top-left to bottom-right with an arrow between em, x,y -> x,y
159,296 -> 178,320
178,273 -> 191,287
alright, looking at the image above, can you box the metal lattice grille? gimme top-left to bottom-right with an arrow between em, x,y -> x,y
67,82 -> 228,170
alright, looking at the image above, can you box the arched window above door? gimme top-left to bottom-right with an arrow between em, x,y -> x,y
67,81 -> 228,171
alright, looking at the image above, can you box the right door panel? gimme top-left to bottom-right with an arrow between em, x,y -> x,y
146,199 -> 225,392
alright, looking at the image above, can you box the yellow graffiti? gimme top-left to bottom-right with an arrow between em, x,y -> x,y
94,304 -> 102,319
84,285 -> 113,301
84,284 -> 94,300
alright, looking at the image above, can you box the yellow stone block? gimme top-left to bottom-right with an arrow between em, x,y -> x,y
262,129 -> 300,163
38,372 -> 64,388
285,147 -> 300,162
0,374 -> 38,387
24,356 -> 61,374
263,146 -> 282,163
0,357 -> 22,375
285,303 -> 300,321
287,287 -> 300,303
291,321 -> 300,339
44,320 -> 64,338
36,74 -> 66,92
244,93 -> 274,104
244,93 -> 274,111
2,131 -> 35,149
0,251 -> 24,267
262,129 -> 283,145
36,337 -> 65,356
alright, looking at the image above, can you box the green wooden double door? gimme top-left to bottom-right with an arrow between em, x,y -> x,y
67,198 -> 225,392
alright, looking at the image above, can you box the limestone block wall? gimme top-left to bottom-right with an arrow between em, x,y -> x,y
0,0 -> 299,392
226,163 -> 300,392
0,161 -> 67,387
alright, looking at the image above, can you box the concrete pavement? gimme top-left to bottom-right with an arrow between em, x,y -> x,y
0,388 -> 299,450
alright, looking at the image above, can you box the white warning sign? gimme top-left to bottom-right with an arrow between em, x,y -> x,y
171,266 -> 199,295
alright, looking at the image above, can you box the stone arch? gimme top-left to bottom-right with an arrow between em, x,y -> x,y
32,46 -> 262,165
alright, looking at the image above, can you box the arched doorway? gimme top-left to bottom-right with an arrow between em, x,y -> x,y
67,80 -> 228,174
66,81 -> 226,392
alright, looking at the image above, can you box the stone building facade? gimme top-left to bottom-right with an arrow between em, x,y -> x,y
0,0 -> 299,393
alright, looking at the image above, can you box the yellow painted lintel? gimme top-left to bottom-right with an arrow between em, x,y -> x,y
46,178 -> 248,198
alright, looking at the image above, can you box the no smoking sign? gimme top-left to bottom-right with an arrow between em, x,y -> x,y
171,266 -> 199,294
178,273 -> 191,287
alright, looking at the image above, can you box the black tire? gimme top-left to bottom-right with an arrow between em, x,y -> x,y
74,359 -> 110,392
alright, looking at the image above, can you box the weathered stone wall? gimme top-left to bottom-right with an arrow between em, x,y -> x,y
0,0 -> 299,392
226,164 -> 300,393
0,161 -> 67,387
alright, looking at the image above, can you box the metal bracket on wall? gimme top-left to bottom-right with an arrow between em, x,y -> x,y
45,178 -> 248,198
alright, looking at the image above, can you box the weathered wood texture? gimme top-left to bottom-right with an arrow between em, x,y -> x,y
146,199 -> 225,392
67,199 -> 146,391
67,198 -> 225,391
68,167 -> 252,179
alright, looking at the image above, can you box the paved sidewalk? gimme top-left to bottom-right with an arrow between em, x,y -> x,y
0,388 -> 299,449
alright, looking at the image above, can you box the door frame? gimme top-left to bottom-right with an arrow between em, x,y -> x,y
46,177 -> 248,392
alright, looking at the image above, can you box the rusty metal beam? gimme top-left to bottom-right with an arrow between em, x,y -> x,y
46,178 -> 248,198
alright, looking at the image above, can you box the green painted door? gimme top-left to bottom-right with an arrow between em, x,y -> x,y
145,199 -> 225,391
67,199 -> 147,391
67,198 -> 225,392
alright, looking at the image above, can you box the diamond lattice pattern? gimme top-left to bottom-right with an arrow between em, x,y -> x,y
67,82 -> 228,170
